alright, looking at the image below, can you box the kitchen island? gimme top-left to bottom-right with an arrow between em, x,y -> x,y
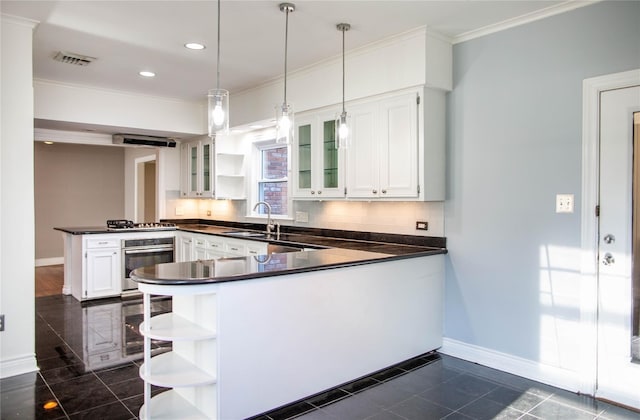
132,244 -> 445,419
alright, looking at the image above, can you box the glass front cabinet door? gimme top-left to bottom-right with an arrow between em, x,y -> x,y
293,111 -> 345,199
180,138 -> 215,198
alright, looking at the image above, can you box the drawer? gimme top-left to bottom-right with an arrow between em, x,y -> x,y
207,239 -> 224,250
224,242 -> 246,256
86,238 -> 120,249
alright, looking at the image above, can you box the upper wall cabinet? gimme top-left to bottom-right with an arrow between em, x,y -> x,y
346,87 -> 445,201
180,134 -> 247,199
293,110 -> 346,199
180,137 -> 214,198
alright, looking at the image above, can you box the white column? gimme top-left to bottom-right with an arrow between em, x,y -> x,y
0,14 -> 39,378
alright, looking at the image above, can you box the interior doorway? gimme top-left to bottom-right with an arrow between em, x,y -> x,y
135,157 -> 157,222
582,70 -> 640,409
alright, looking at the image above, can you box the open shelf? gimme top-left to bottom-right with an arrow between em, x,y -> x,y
140,313 -> 217,341
139,351 -> 217,388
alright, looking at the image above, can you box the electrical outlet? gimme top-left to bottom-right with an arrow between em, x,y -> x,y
295,211 -> 309,223
556,194 -> 574,213
416,221 -> 429,231
0,314 -> 5,332
206,210 -> 212,216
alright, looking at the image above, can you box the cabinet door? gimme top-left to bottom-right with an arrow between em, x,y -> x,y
346,102 -> 379,198
194,235 -> 207,260
294,112 -> 345,199
379,93 -> 419,198
177,235 -> 194,262
200,140 -> 215,198
186,142 -> 200,198
293,116 -> 314,198
317,113 -> 345,198
86,249 -> 121,298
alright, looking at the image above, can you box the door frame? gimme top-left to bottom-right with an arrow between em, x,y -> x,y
134,154 -> 157,223
580,69 -> 640,396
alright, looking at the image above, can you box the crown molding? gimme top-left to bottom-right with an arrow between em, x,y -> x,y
453,1 -> 599,44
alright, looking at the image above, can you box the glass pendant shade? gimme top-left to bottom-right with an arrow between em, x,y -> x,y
335,111 -> 350,149
275,102 -> 294,144
208,88 -> 229,136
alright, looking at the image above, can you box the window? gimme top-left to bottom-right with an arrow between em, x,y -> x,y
251,139 -> 289,218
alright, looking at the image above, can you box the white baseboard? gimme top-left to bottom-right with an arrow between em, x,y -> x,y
35,257 -> 63,267
440,337 -> 582,393
0,354 -> 39,379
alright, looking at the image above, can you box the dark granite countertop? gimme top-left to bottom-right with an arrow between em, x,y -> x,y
177,223 -> 442,256
131,220 -> 446,286
131,248 -> 403,285
54,226 -> 177,235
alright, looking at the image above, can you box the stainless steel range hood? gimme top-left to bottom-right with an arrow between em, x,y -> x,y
112,134 -> 177,147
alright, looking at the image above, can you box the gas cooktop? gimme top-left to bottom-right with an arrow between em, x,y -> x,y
107,219 -> 177,231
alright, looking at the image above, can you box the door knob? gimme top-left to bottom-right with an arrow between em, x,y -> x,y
602,253 -> 615,266
603,234 -> 615,244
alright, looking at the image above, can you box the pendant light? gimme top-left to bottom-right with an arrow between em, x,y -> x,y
275,3 -> 295,144
208,0 -> 229,136
335,23 -> 350,149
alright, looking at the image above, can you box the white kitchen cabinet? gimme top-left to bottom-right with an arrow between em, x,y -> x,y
293,109 -> 345,199
346,87 -> 445,201
176,231 -> 267,262
347,90 -> 419,199
177,234 -> 195,262
181,137 -> 214,198
84,238 -> 121,299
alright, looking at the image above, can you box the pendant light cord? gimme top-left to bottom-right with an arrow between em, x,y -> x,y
216,0 -> 221,90
283,7 -> 289,103
341,27 -> 345,114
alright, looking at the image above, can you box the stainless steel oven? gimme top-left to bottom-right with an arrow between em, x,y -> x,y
122,237 -> 174,293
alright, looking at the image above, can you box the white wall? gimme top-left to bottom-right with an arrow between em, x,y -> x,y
230,28 -> 451,127
34,80 -> 207,136
443,1 -> 640,390
0,15 -> 38,378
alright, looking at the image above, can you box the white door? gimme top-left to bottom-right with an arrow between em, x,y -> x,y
597,84 -> 640,408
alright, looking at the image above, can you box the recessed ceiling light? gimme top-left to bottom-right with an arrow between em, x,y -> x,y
185,42 -> 206,50
139,71 -> 156,78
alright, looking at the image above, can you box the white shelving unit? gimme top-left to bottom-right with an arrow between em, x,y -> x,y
215,152 -> 246,199
138,283 -> 219,420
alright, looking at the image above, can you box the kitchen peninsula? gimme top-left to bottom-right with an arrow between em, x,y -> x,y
131,221 -> 446,419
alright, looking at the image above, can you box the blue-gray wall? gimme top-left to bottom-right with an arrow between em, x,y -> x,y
445,1 -> 640,367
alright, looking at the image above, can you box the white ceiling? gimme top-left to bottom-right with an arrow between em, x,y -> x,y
2,0 -> 588,105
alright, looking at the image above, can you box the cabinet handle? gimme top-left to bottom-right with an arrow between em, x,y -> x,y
230,247 -> 239,251
318,190 -> 322,195
311,190 -> 315,195
381,189 -> 387,194
372,189 -> 377,194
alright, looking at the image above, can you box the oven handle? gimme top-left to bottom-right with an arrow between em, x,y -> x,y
123,247 -> 174,255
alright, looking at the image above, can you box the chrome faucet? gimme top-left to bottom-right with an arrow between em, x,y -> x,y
253,201 -> 275,234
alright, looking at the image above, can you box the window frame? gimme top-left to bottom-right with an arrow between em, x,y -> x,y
248,134 -> 292,221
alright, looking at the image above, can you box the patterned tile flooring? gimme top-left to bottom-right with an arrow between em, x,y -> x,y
2,295 -> 640,419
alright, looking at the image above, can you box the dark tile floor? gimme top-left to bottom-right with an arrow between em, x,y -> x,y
2,295 -> 640,420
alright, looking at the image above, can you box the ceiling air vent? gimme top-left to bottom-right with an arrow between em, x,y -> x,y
53,51 -> 96,66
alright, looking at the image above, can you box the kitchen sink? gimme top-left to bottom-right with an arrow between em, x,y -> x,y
223,230 -> 269,238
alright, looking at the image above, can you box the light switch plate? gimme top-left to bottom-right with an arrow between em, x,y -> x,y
556,194 -> 574,213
